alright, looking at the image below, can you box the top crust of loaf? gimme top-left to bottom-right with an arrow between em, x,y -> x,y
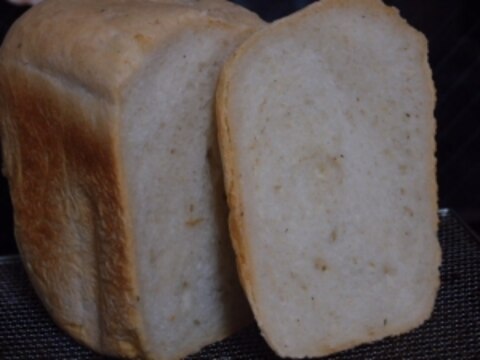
0,1 -> 262,358
0,0 -> 262,100
217,0 -> 439,357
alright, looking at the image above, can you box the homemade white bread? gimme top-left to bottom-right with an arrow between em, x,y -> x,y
216,0 -> 440,357
0,1 -> 262,359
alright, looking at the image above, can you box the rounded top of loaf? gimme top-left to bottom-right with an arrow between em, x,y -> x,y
0,0 -> 263,99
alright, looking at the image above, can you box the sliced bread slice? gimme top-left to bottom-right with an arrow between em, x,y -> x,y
0,1 -> 263,359
216,0 -> 440,357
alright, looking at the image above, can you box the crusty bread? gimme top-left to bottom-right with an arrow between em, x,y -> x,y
0,1 -> 262,359
216,0 -> 441,357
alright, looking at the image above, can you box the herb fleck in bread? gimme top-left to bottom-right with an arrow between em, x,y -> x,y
216,0 -> 440,357
0,1 -> 262,359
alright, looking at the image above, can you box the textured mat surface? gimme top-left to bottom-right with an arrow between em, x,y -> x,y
1,210 -> 479,359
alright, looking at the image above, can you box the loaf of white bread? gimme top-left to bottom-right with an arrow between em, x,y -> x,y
1,0 -> 440,358
216,0 -> 440,358
0,1 -> 263,359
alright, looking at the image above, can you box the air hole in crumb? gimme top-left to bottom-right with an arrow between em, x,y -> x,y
384,318 -> 388,326
194,319 -> 201,326
400,188 -> 406,195
170,148 -> 176,154
285,228 -> 289,233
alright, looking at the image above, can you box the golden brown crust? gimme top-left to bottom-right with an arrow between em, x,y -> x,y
1,0 -> 262,100
0,64 -> 143,357
215,64 -> 256,314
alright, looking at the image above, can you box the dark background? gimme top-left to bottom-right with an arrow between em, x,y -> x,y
0,0 -> 479,254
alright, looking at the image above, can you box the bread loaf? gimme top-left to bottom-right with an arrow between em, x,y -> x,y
0,1 -> 262,359
216,0 -> 441,357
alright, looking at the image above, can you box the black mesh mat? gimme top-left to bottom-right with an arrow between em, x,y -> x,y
1,209 -> 480,359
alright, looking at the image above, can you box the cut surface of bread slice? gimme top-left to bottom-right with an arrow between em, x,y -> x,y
0,1 -> 262,359
216,0 -> 440,357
